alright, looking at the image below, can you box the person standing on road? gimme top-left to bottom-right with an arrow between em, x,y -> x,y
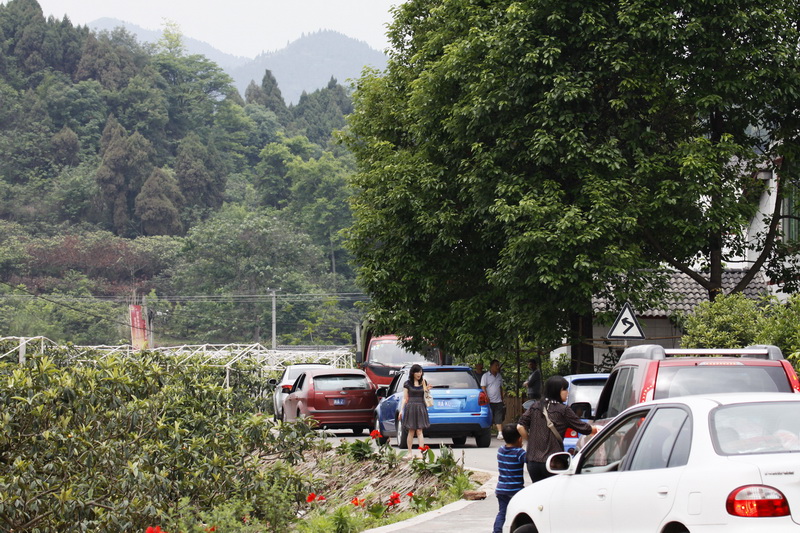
523,358 -> 542,401
474,362 -> 485,381
517,375 -> 597,482
493,423 -> 527,533
481,359 -> 505,438
399,363 -> 432,454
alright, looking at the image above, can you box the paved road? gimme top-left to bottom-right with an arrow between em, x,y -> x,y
326,432 -> 510,533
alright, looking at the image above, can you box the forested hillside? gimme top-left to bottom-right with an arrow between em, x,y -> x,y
0,0 -> 362,345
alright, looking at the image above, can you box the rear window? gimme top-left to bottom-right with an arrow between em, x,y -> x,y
313,375 -> 370,391
568,378 -> 607,408
654,365 -> 791,399
712,402 -> 800,455
425,371 -> 479,390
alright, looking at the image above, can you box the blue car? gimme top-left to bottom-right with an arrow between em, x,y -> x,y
374,365 -> 493,448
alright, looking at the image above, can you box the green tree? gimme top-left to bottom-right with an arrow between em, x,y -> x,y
165,205 -> 327,342
135,167 -> 184,236
681,294 -> 764,349
95,116 -> 154,235
343,0 -> 800,357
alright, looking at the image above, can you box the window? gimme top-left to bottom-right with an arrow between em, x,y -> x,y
313,375 -> 370,391
712,401 -> 800,455
607,367 -> 637,418
782,184 -> 800,244
629,408 -> 691,471
425,371 -> 479,389
580,410 -> 648,474
653,366 -> 791,399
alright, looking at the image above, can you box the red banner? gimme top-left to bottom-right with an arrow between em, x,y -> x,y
129,305 -> 148,349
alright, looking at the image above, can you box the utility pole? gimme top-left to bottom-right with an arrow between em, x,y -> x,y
268,288 -> 280,349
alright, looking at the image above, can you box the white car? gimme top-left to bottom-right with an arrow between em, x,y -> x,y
270,363 -> 332,421
504,392 -> 800,533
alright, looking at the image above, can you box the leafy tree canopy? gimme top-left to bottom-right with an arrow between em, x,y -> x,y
344,0 -> 800,355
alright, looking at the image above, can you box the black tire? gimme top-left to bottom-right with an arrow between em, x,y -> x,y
374,418 -> 389,445
396,418 -> 409,449
475,429 -> 492,448
352,427 -> 364,436
512,525 -> 538,533
452,436 -> 468,447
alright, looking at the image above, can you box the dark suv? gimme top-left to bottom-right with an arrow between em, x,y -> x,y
595,344 -> 800,423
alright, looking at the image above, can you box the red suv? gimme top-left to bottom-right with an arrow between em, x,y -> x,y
594,344 -> 800,423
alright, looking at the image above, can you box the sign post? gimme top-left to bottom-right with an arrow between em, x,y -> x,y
607,302 -> 645,340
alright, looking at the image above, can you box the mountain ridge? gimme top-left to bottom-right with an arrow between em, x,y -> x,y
88,18 -> 387,104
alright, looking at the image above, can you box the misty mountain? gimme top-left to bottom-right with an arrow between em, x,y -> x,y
88,19 -> 388,104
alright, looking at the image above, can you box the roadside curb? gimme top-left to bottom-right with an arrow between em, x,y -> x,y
363,467 -> 498,532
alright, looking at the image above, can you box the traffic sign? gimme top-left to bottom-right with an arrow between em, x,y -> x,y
607,302 -> 645,339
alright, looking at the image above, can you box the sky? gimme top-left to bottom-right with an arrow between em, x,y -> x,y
32,0 -> 400,58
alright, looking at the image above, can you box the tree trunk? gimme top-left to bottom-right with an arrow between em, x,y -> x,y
570,310 -> 595,374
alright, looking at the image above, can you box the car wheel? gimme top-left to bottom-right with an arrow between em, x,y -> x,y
452,436 -> 467,447
374,417 -> 389,445
396,418 -> 409,449
475,429 -> 492,448
512,525 -> 538,533
352,427 -> 364,436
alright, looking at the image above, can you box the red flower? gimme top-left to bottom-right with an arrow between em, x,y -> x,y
351,497 -> 365,506
387,491 -> 402,506
419,445 -> 430,453
206,528 -> 217,532
406,491 -> 414,498
307,493 -> 317,503
370,429 -> 383,439
242,516 -> 249,523
318,495 -> 327,502
146,527 -> 167,533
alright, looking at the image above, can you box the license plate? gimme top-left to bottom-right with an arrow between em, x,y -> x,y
435,399 -> 457,408
333,398 -> 346,406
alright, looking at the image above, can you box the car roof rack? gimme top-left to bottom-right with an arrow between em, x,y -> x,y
618,343 -> 784,362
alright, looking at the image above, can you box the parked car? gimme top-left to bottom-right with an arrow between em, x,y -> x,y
594,344 -> 800,425
282,368 -> 377,435
374,365 -> 493,448
562,373 -> 609,452
270,363 -> 332,421
505,392 -> 800,532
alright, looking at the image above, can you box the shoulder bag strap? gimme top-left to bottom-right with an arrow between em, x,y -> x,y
542,403 -> 563,442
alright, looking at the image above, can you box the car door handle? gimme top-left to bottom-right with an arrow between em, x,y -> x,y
596,489 -> 608,501
657,486 -> 669,497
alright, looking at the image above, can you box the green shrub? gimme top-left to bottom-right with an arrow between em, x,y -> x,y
0,350 -> 318,532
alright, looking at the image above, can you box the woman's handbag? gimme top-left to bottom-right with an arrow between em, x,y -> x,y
424,381 -> 434,407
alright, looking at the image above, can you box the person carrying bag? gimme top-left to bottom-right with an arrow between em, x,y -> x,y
516,375 -> 598,482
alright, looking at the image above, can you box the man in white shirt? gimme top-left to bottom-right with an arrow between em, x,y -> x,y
481,359 -> 505,438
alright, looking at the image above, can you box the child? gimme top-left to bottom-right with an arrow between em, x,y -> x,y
493,423 -> 527,533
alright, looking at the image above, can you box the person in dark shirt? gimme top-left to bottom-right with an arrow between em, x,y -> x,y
493,424 -> 527,533
517,375 -> 597,482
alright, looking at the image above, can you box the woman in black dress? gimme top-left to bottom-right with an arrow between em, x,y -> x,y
400,363 -> 432,453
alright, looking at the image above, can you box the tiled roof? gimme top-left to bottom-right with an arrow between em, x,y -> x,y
594,270 -> 771,318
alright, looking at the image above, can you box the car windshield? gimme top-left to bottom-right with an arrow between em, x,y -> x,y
424,371 -> 479,389
568,378 -> 607,408
313,375 -> 370,391
370,340 -> 440,365
712,402 -> 800,455
653,365 -> 791,399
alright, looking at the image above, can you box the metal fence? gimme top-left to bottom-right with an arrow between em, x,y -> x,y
0,336 -> 355,387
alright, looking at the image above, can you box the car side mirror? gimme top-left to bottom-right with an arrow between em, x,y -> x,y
376,387 -> 388,399
546,451 -> 572,474
570,402 -> 592,419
